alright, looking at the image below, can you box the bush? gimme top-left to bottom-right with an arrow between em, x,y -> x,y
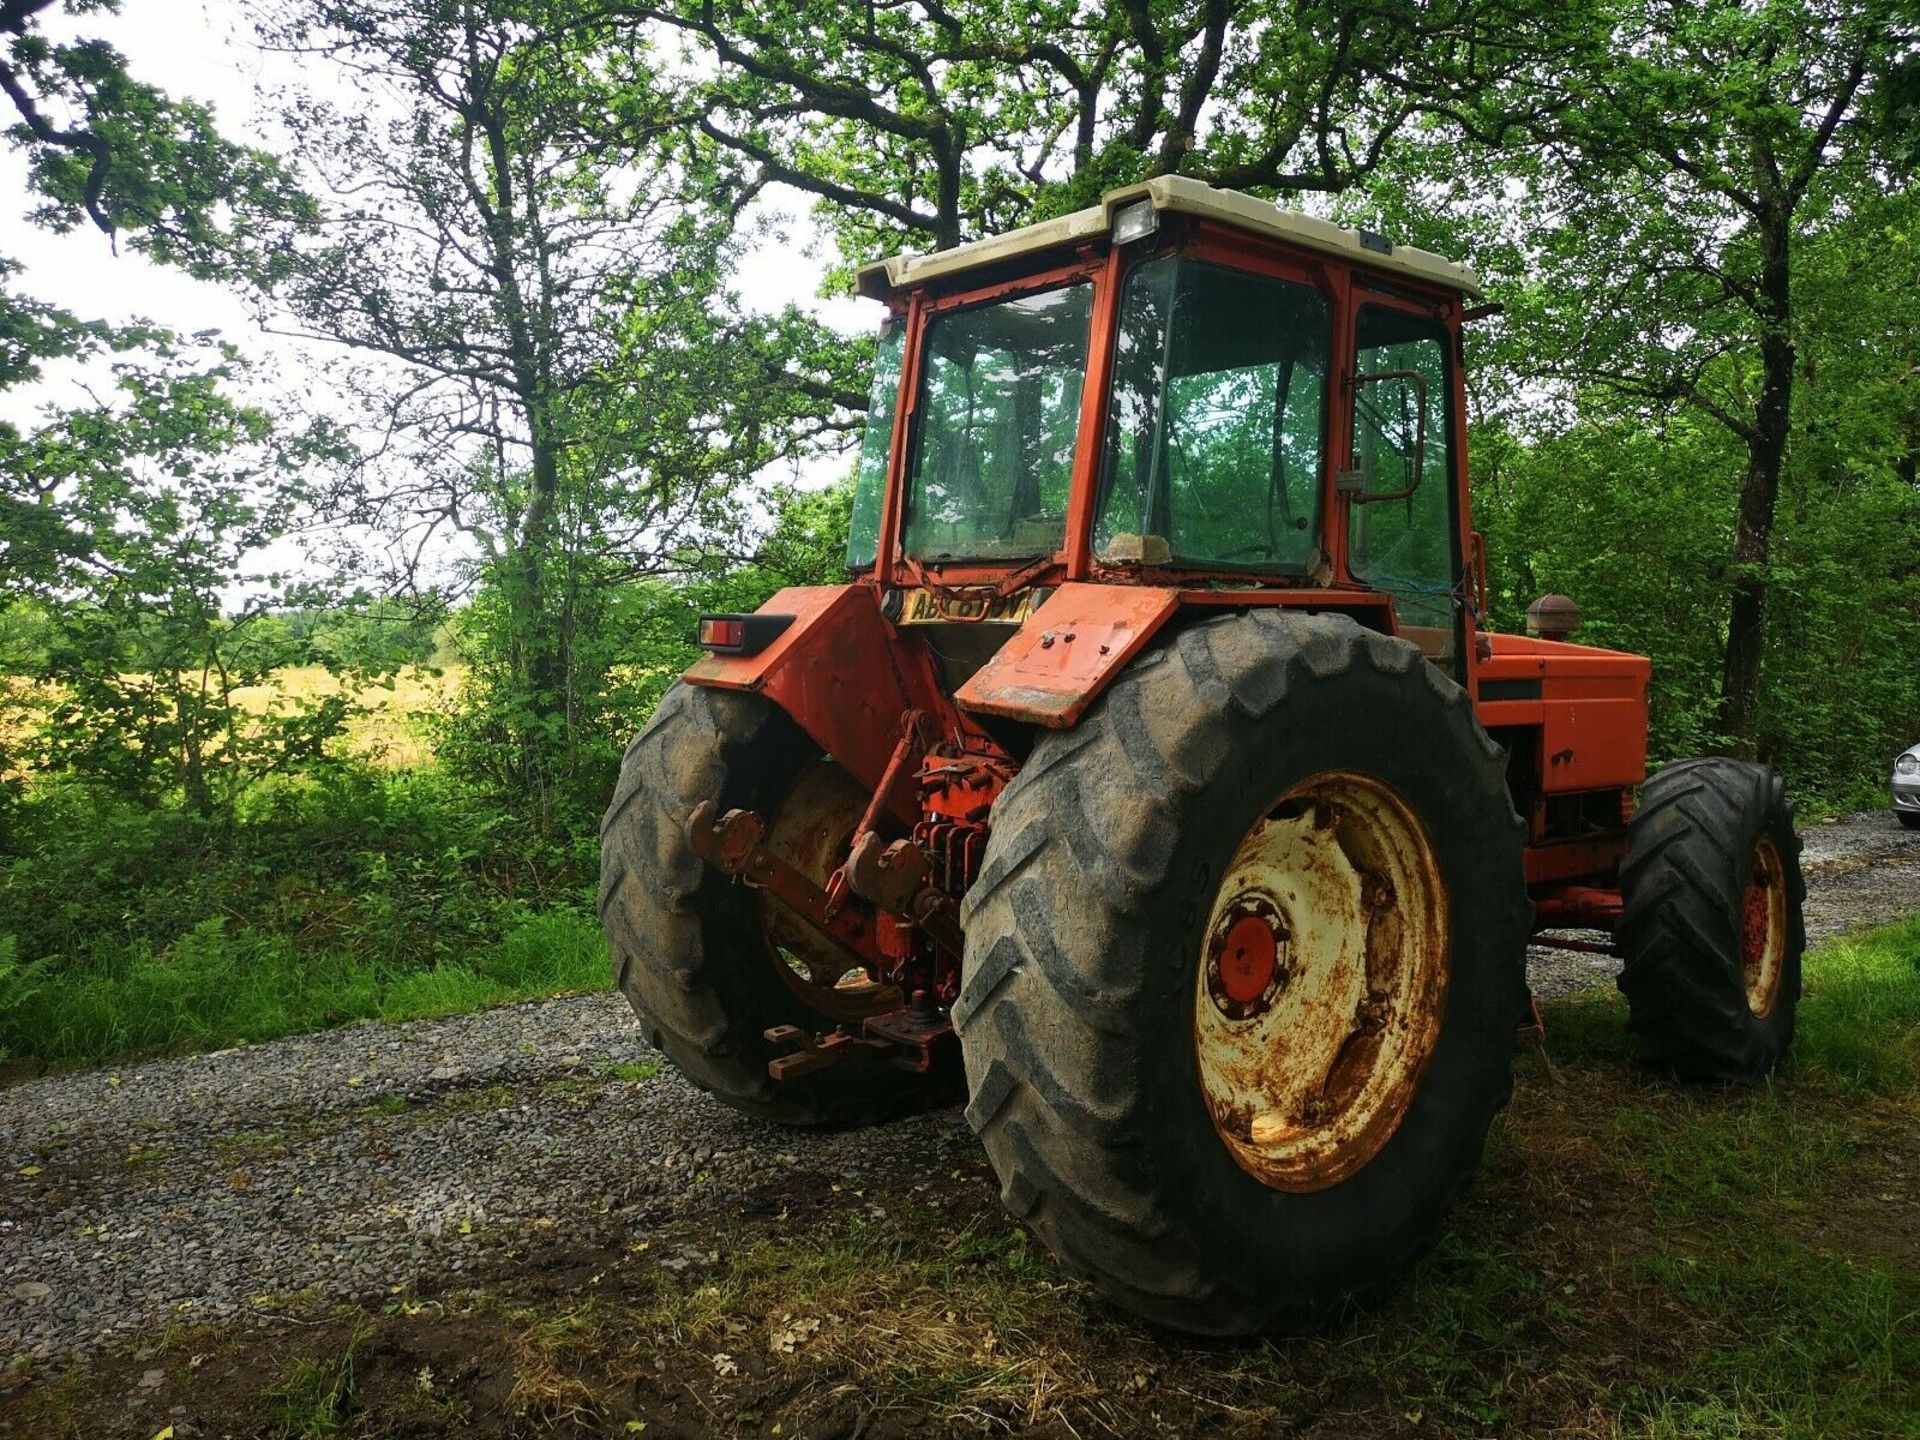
0,767 -> 608,1065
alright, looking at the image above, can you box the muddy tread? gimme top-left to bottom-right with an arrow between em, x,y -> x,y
1617,758 -> 1806,1083
959,611 -> 1530,1334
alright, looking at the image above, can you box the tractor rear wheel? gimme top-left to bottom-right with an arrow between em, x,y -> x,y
1617,758 -> 1806,1082
599,681 -> 955,1126
956,611 -> 1530,1334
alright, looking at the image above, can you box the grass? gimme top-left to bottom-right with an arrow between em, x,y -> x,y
1,753 -> 608,1068
3,665 -> 464,776
1548,915 -> 1920,1097
0,908 -> 608,1066
1793,916 -> 1920,1093
228,664 -> 464,770
270,1323 -> 365,1439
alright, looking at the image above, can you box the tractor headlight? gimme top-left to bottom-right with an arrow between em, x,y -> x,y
1897,753 -> 1919,776
1111,198 -> 1159,246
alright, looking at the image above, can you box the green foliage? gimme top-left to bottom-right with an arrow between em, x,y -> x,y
1,334 -> 354,810
435,478 -> 857,823
287,597 -> 446,672
0,0 -> 309,262
1465,168 -> 1920,797
615,0 -> 1570,264
1474,415 -> 1742,765
0,769 -> 607,1064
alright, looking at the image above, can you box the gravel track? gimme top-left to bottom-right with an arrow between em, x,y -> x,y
4,812 -> 1916,1369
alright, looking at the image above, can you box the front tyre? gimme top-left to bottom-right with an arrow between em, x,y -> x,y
1617,758 -> 1806,1082
955,612 -> 1530,1334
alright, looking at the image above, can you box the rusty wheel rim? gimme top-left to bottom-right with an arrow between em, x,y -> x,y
1742,837 -> 1787,1019
759,760 -> 900,1023
1192,771 -> 1449,1193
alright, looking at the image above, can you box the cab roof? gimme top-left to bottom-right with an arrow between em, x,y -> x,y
856,174 -> 1483,302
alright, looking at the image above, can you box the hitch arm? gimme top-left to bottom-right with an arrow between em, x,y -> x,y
684,802 -> 883,964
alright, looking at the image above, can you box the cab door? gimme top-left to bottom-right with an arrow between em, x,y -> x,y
1341,290 -> 1467,677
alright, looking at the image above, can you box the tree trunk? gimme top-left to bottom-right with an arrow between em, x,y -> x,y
1718,197 -> 1794,757
932,129 -> 963,250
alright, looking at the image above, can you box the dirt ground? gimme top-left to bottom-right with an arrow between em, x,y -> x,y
4,812 -> 1917,1439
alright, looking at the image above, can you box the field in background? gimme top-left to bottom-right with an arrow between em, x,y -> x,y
2,665 -> 466,775
219,663 -> 464,770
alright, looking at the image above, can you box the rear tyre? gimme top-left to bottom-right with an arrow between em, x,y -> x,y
1617,758 -> 1806,1083
599,681 -> 955,1127
956,612 -> 1530,1334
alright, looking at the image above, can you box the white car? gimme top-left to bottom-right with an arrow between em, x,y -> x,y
1896,743 -> 1920,830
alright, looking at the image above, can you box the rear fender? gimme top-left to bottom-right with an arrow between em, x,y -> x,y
954,582 -> 1182,728
683,585 -> 943,813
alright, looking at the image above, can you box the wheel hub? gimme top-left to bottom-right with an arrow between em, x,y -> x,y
760,760 -> 901,1022
1192,772 -> 1448,1193
1207,898 -> 1291,1014
1742,836 -> 1787,1019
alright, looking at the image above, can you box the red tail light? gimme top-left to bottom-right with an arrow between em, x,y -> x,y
698,617 -> 745,649
696,613 -> 795,656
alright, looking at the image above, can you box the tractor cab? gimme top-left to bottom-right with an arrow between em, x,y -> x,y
847,176 -> 1475,675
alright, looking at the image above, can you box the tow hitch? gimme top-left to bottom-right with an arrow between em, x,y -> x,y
684,802 -> 958,1078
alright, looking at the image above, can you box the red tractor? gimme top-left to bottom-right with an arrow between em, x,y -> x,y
599,177 -> 1806,1334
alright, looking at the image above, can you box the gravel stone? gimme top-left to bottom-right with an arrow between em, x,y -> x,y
2,812 -> 1914,1367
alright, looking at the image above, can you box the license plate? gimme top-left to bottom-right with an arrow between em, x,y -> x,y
895,587 -> 1036,625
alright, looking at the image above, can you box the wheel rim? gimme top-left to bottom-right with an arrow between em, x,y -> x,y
1192,771 -> 1449,1193
759,760 -> 900,1023
1742,837 -> 1787,1019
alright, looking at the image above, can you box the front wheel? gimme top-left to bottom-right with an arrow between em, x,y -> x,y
956,612 -> 1530,1334
1617,758 -> 1806,1082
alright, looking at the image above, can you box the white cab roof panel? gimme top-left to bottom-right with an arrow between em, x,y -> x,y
857,175 -> 1482,300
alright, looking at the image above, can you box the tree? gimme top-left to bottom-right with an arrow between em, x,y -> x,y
601,0 -> 1572,261
1463,0 -> 1907,754
243,0 -> 865,814
2,3 -> 325,811
1,332 -> 351,810
1,0 -> 304,266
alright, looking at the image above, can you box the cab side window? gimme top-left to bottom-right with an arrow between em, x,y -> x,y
1348,306 -> 1457,663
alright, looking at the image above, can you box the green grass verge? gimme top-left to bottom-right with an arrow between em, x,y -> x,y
0,908 -> 608,1066
0,766 -> 610,1067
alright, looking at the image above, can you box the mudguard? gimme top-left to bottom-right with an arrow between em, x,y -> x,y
683,585 -> 943,804
953,582 -> 1182,727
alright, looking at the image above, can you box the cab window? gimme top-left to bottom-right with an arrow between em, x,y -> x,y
1096,256 -> 1330,570
845,316 -> 904,570
1348,305 -> 1458,662
903,283 -> 1093,562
